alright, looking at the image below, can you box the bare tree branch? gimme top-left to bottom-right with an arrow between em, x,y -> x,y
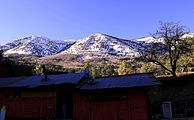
138,22 -> 192,77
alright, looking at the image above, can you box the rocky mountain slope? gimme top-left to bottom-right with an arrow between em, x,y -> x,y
60,33 -> 149,59
2,33 -> 193,69
3,33 -> 193,60
1,33 -> 151,59
2,33 -> 193,58
1,35 -> 75,56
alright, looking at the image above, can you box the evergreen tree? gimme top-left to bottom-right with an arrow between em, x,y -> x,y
81,62 -> 92,77
140,63 -> 157,73
105,65 -> 116,76
33,64 -> 44,75
118,60 -> 133,75
92,66 -> 101,77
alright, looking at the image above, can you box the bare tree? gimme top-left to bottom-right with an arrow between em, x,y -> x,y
138,22 -> 192,77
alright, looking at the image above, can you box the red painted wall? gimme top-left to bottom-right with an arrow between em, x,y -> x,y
73,89 -> 148,120
0,97 -> 56,118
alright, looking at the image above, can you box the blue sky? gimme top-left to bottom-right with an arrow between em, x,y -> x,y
0,0 -> 194,44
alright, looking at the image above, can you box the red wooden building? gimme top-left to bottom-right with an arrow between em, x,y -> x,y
0,69 -> 88,119
74,73 -> 160,120
0,69 -> 160,120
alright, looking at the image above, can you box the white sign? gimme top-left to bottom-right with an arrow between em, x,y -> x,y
0,106 -> 6,120
162,101 -> 172,118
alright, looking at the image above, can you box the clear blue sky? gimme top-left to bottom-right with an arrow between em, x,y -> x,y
0,0 -> 194,44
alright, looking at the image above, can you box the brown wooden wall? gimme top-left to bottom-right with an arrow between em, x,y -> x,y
73,89 -> 149,120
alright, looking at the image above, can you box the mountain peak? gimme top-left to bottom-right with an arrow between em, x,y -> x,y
86,33 -> 109,38
90,33 -> 117,38
91,33 -> 105,36
62,33 -> 143,59
30,35 -> 38,39
29,35 -> 51,41
2,36 -> 75,56
91,33 -> 111,37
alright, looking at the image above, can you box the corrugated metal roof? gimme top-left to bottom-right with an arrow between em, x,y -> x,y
80,74 -> 161,90
0,72 -> 86,88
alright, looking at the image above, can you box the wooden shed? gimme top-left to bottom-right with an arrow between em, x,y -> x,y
150,73 -> 194,119
0,69 -> 88,119
73,73 -> 160,120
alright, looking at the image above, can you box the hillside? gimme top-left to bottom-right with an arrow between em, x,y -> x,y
1,35 -> 75,56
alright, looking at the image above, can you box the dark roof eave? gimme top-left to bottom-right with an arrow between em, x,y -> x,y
0,82 -> 77,89
80,84 -> 161,91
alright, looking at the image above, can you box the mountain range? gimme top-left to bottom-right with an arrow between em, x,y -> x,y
0,34 -> 150,58
1,33 -> 193,61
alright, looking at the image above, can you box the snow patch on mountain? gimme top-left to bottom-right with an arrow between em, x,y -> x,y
134,33 -> 194,43
2,33 -> 193,60
2,35 -> 75,56
61,33 -> 143,59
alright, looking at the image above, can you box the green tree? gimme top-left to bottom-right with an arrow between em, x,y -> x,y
81,62 -> 93,77
140,63 -> 157,73
118,60 -> 133,75
92,66 -> 101,77
105,65 -> 115,76
91,65 -> 117,77
33,64 -> 44,75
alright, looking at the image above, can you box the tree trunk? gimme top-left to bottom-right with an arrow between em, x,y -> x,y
171,66 -> 177,77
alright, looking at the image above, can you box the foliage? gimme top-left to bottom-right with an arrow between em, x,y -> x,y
33,64 -> 44,75
92,65 -> 117,77
118,60 -> 133,75
11,60 -> 81,76
172,37 -> 194,73
11,60 -> 35,76
140,63 -> 157,73
80,62 -> 117,77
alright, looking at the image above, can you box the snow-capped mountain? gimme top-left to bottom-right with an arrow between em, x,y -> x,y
0,33 -> 156,59
3,32 -> 192,59
133,33 -> 194,43
134,37 -> 157,43
61,33 -> 144,58
1,35 -> 75,56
